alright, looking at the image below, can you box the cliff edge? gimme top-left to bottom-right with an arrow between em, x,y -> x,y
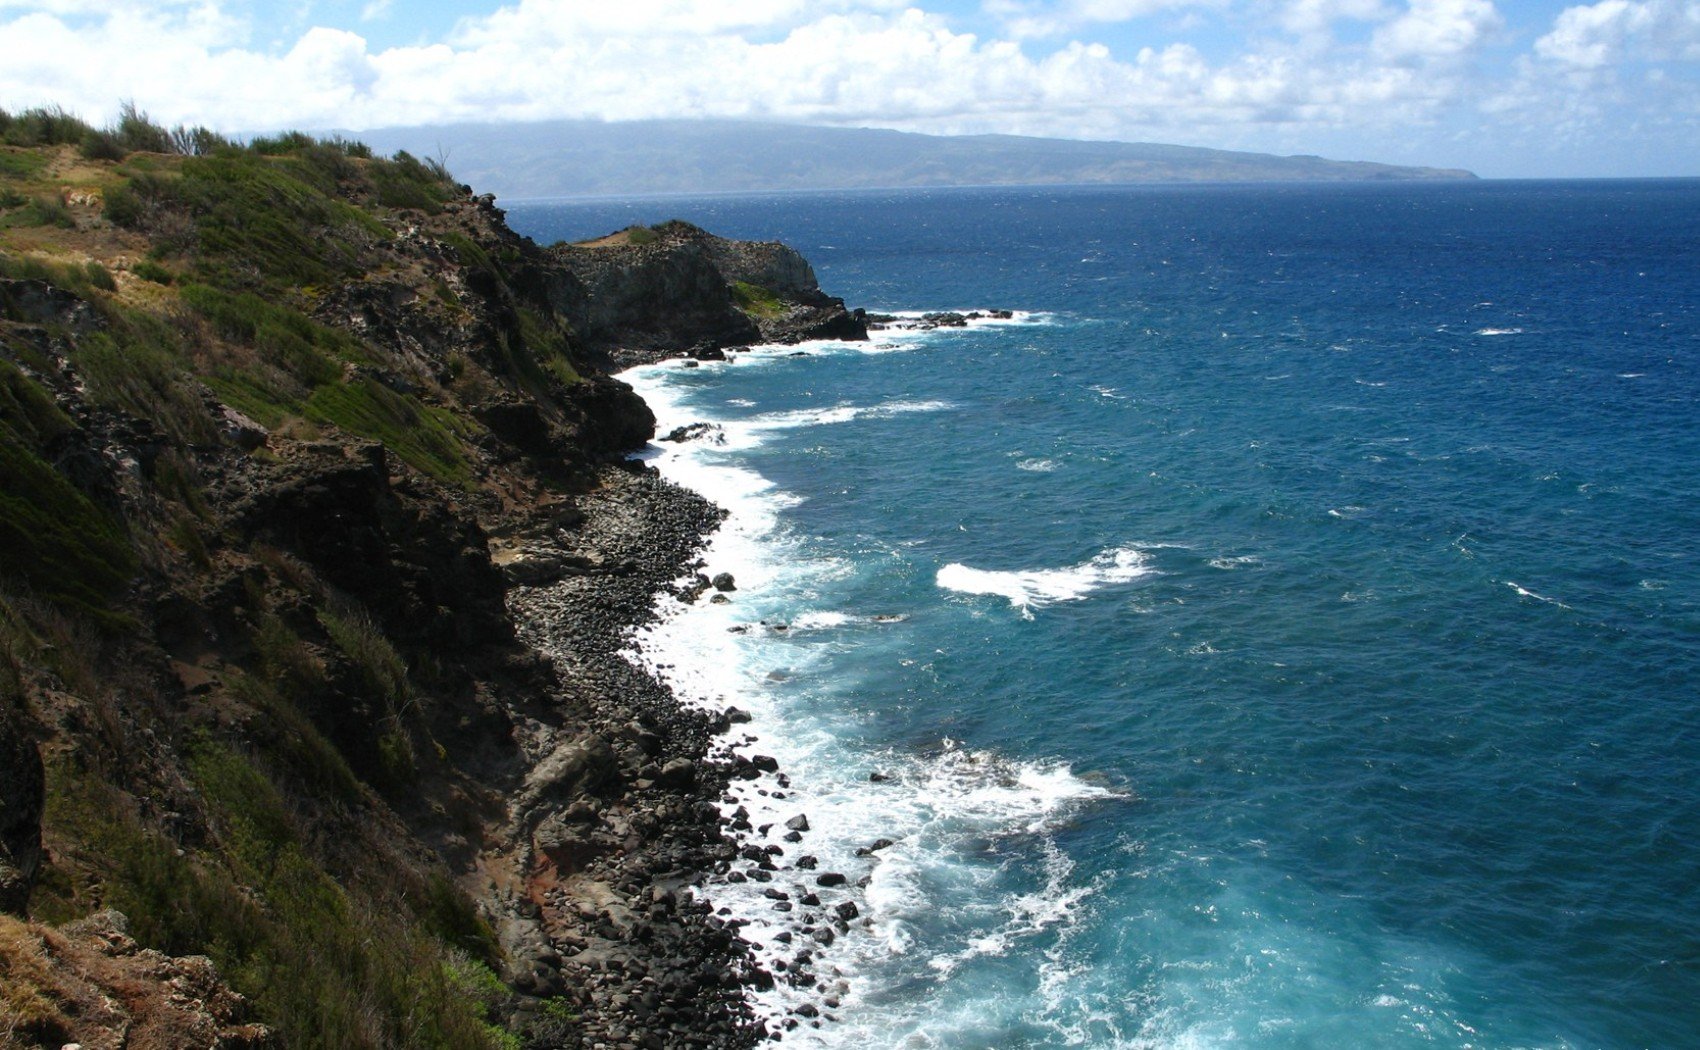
0,110 -> 845,1048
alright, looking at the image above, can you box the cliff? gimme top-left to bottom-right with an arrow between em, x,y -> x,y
0,112 -> 859,1048
547,220 -> 867,366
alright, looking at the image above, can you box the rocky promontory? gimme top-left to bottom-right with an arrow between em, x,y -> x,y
547,220 -> 868,366
0,110 -> 856,1048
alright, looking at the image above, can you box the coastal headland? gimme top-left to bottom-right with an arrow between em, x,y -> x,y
0,109 -> 864,1048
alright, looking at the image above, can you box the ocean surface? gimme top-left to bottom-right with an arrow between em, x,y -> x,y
506,180 -> 1700,1049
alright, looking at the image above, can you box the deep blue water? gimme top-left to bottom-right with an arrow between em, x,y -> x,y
507,181 -> 1700,1048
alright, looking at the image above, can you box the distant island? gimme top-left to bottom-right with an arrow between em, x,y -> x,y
350,118 -> 1477,200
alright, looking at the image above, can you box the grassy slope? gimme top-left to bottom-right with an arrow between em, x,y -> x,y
0,109 -> 593,1049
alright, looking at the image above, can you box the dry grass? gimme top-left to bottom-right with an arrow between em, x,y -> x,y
0,915 -> 70,1045
571,225 -> 658,249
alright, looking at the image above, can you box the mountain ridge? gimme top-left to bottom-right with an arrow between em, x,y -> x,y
352,118 -> 1477,200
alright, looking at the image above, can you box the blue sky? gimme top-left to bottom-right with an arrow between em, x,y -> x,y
2,1 -> 1697,177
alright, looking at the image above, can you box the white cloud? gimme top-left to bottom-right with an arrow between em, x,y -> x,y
1371,0 -> 1501,63
1534,0 -> 1700,69
987,0 -> 1225,40
0,0 -> 1693,176
1278,0 -> 1391,39
0,0 -> 1468,134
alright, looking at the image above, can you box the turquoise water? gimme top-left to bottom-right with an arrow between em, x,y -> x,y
508,181 -> 1700,1048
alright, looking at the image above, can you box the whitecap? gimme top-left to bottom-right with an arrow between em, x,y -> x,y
749,399 -> 954,432
1016,458 -> 1058,473
1505,581 -> 1573,610
1209,555 -> 1262,570
788,610 -> 856,630
1475,327 -> 1524,336
936,546 -> 1153,616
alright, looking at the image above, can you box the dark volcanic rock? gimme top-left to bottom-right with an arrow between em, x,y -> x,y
546,221 -> 867,365
0,701 -> 43,914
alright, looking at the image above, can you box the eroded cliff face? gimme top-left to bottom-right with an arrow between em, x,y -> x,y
547,219 -> 867,365
0,138 -> 839,1048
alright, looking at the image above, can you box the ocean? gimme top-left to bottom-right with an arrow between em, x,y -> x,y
505,180 -> 1700,1049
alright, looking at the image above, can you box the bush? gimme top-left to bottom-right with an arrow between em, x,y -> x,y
79,128 -> 127,161
132,259 -> 174,285
168,124 -> 233,157
115,101 -> 173,154
0,105 -> 91,148
40,750 -> 509,1049
248,130 -> 316,156
6,195 -> 74,229
370,151 -> 456,213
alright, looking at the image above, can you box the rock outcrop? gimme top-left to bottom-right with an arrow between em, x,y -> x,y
547,220 -> 867,365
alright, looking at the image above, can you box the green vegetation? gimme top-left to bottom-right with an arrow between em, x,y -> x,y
731,279 -> 783,318
0,111 -> 626,1047
370,151 -> 456,213
0,151 -> 46,180
319,603 -> 421,785
0,195 -> 72,230
0,362 -> 137,621
0,106 -> 91,149
307,379 -> 477,487
131,259 -> 174,285
37,748 -> 509,1049
0,253 -> 117,301
108,149 -> 392,291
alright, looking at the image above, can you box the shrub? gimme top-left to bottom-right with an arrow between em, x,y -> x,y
370,151 -> 456,213
247,130 -> 316,156
168,124 -> 233,157
115,101 -> 173,154
1,195 -> 75,229
40,750 -> 507,1049
0,106 -> 91,148
83,261 -> 116,292
79,128 -> 128,161
132,259 -> 174,285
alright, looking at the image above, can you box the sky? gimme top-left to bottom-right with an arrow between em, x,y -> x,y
1,0 -> 1696,177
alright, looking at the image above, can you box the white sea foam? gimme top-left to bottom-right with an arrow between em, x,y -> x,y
1475,327 -> 1524,336
936,546 -> 1153,616
749,399 -> 954,432
616,350 -> 1123,1043
1505,581 -> 1573,610
877,308 -> 1053,330
1209,554 -> 1262,570
788,610 -> 856,630
1016,458 -> 1058,473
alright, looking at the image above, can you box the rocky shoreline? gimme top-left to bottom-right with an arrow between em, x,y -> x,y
501,465 -> 765,1048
